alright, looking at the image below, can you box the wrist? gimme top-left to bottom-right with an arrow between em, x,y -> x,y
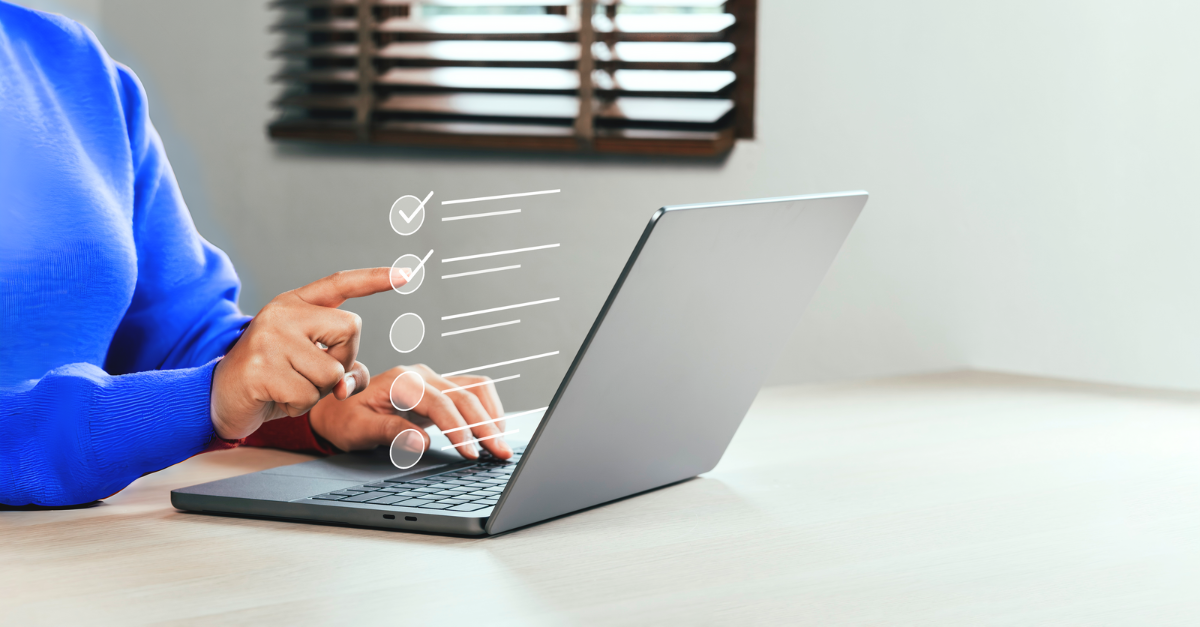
209,357 -> 233,438
308,393 -> 329,440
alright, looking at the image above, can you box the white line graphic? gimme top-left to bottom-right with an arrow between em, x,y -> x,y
440,406 -> 547,435
441,319 -> 520,337
442,209 -> 521,222
442,244 -> 560,264
439,374 -> 521,396
442,297 -> 559,321
442,189 -> 560,206
395,249 -> 434,282
442,351 -> 560,377
441,429 -> 520,451
442,265 -> 520,280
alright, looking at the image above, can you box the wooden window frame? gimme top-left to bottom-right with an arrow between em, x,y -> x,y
268,0 -> 757,157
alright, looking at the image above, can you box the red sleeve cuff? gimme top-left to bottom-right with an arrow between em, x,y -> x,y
202,414 -> 340,456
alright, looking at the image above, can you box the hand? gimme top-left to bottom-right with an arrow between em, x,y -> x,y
210,267 -> 407,440
309,365 -> 511,460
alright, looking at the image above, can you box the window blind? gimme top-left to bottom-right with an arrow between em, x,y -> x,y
269,0 -> 757,156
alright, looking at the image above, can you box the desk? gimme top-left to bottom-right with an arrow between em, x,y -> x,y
4,371 -> 1200,624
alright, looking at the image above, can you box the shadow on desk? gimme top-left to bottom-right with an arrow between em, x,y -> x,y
0,501 -> 102,511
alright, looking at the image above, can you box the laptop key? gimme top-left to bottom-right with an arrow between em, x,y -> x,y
365,482 -> 390,488
328,491 -> 359,497
395,498 -> 434,507
370,495 -> 408,505
417,503 -> 452,509
413,487 -> 439,493
343,491 -> 392,502
448,503 -> 489,512
312,495 -> 345,501
466,491 -> 493,497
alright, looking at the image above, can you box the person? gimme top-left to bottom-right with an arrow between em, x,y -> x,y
0,2 -> 509,508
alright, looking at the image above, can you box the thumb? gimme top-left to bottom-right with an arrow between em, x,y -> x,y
332,361 -> 370,401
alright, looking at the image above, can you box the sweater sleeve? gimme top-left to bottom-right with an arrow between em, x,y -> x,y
0,19 -> 244,506
0,362 -> 219,506
208,414 -> 341,457
0,19 -> 332,507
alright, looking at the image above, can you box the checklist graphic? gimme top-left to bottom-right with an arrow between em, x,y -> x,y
385,187 -> 564,467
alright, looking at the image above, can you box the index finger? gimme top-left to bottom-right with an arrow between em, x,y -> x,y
293,268 -> 404,308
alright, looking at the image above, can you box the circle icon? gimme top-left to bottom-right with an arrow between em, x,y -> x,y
390,312 -> 425,353
390,429 -> 426,470
389,194 -> 428,236
389,370 -> 425,412
390,254 -> 425,294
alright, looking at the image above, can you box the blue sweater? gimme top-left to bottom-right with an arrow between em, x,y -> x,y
0,3 -> 249,506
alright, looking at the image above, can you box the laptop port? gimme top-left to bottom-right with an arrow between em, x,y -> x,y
383,514 -> 395,520
405,516 -> 417,522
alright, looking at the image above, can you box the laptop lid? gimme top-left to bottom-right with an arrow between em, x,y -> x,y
486,192 -> 868,534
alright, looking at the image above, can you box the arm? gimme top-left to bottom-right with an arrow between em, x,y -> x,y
103,63 -> 246,375
102,64 -> 332,456
0,30 -> 234,506
0,51 -> 333,506
0,363 -> 217,506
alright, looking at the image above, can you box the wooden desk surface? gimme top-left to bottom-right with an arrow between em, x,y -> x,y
4,371 -> 1200,625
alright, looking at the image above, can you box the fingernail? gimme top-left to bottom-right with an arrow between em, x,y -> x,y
342,373 -> 356,396
401,430 -> 424,452
390,267 -> 412,284
496,439 -> 512,456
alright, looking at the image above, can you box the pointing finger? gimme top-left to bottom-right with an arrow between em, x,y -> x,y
292,268 -> 404,309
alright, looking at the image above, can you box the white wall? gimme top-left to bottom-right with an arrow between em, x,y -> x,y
17,0 -> 1200,405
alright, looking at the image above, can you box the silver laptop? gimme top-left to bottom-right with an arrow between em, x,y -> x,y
172,192 -> 868,536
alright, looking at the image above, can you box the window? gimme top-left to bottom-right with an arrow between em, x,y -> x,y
268,0 -> 757,157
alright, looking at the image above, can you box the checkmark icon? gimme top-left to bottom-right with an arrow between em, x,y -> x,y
396,249 -> 434,283
389,191 -> 433,236
397,190 -> 433,224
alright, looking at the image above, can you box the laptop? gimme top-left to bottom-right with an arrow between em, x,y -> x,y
172,191 -> 868,536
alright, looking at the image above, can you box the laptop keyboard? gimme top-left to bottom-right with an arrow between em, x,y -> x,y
307,447 -> 523,513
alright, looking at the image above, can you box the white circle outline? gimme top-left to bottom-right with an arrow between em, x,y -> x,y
389,428 -> 426,470
389,312 -> 425,354
389,370 -> 426,412
389,254 -> 425,294
389,195 -> 425,236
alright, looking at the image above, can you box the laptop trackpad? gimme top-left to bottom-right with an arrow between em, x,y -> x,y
261,446 -> 468,483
